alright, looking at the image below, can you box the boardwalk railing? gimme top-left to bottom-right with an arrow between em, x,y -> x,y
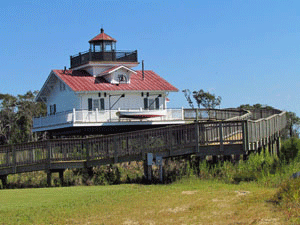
247,110 -> 286,150
1,109 -> 287,176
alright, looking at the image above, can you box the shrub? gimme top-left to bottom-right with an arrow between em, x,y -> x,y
280,137 -> 300,164
270,178 -> 300,220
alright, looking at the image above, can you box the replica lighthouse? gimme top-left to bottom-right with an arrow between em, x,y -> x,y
33,29 -> 183,136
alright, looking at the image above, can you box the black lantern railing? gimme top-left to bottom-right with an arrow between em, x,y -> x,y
70,50 -> 138,68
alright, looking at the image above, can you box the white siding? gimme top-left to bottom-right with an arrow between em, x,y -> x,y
47,78 -> 79,114
80,92 -> 166,110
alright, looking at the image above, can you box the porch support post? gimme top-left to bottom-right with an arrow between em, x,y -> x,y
95,108 -> 98,122
73,108 -> 76,123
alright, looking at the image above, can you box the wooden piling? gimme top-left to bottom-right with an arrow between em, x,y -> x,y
0,175 -> 8,189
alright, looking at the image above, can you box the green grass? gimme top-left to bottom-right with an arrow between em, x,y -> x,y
0,177 -> 291,224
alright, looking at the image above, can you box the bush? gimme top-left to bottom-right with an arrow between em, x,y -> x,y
280,137 -> 300,164
270,178 -> 300,220
233,149 -> 279,183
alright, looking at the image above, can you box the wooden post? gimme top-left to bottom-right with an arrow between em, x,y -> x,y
12,146 -> 16,174
144,153 -> 153,182
59,170 -> 64,186
143,160 -> 148,180
47,140 -> 51,169
47,172 -> 51,187
7,145 -> 12,168
242,121 -> 248,154
168,128 -> 172,157
212,155 -> 218,164
46,140 -> 51,187
0,175 -> 8,189
113,136 -> 118,164
219,122 -> 224,154
87,167 -> 94,180
276,138 -> 281,156
85,139 -> 90,165
195,121 -> 199,153
156,156 -> 163,183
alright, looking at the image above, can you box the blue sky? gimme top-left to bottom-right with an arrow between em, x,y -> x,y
1,0 -> 300,115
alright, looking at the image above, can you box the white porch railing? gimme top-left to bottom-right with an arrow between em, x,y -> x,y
33,108 -> 185,129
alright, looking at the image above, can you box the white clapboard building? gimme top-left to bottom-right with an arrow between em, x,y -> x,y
33,29 -> 185,136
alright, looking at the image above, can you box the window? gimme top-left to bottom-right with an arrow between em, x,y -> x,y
100,98 -> 105,110
144,98 -> 159,110
89,98 -> 105,111
49,104 -> 56,115
149,99 -> 155,110
88,98 -> 92,111
144,98 -> 148,109
93,99 -> 99,110
118,74 -> 127,83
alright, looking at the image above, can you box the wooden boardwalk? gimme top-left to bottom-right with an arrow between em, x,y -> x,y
0,109 -> 287,186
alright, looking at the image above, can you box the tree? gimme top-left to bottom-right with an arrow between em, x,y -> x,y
286,111 -> 300,138
182,89 -> 221,120
0,91 -> 46,145
239,103 -> 274,111
192,89 -> 222,110
182,89 -> 194,109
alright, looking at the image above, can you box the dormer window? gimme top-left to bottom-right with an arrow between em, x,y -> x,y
118,74 -> 127,83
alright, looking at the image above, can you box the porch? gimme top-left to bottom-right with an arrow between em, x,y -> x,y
32,108 -> 249,133
32,108 -> 185,132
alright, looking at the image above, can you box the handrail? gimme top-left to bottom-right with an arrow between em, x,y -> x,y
70,50 -> 137,58
1,108 -> 287,175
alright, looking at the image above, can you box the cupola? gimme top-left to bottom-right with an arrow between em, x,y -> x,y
70,28 -> 138,70
89,28 -> 117,52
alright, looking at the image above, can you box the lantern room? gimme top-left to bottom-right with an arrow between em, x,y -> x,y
70,28 -> 138,69
89,28 -> 117,52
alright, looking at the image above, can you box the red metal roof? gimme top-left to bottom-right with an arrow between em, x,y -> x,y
54,70 -> 178,92
89,31 -> 117,43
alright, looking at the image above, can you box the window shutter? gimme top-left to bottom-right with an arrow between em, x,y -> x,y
88,98 -> 93,111
144,98 -> 148,109
53,104 -> 56,115
100,98 -> 105,110
155,98 -> 159,109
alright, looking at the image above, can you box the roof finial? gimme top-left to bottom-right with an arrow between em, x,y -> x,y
100,26 -> 104,33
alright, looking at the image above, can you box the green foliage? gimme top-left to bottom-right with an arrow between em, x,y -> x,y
279,137 -> 300,163
286,111 -> 300,138
270,178 -> 300,221
0,91 -> 46,145
192,89 -> 222,110
182,89 -> 221,110
234,149 -> 278,183
239,103 -> 275,110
